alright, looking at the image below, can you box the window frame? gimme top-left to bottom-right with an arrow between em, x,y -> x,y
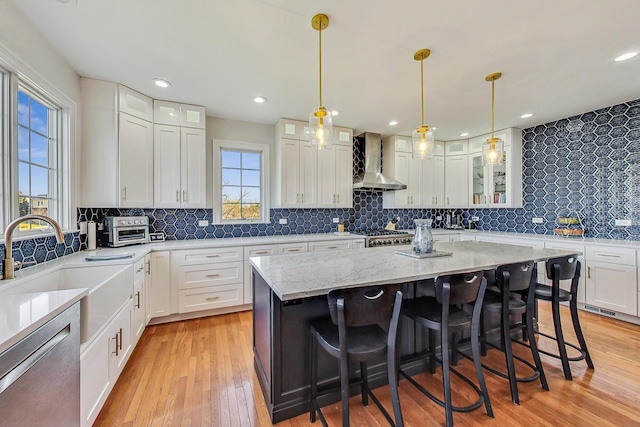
212,139 -> 270,225
0,48 -> 76,238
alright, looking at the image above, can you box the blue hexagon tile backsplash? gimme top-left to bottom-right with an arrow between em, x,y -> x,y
2,98 -> 639,269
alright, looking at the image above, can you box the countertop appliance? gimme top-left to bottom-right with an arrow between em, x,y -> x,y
101,216 -> 150,247
355,229 -> 413,247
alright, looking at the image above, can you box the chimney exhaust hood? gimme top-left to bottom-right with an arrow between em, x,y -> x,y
352,132 -> 407,191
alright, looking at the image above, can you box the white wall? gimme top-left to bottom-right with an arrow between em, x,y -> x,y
206,117 -> 275,207
0,2 -> 81,229
0,2 -> 80,102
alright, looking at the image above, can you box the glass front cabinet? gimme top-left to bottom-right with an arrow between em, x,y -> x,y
467,128 -> 523,208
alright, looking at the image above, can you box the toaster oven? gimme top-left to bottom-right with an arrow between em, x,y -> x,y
101,216 -> 150,247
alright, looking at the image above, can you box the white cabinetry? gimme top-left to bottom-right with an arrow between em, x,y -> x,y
171,247 -> 244,314
317,127 -> 353,208
81,300 -> 133,427
243,242 -> 308,304
585,246 -> 637,316
424,145 -> 445,207
382,136 -> 444,209
444,142 -> 468,208
273,119 -> 317,208
153,123 -> 206,208
309,239 -> 363,252
468,128 -> 523,208
132,257 -> 147,345
154,100 -> 206,129
274,119 -> 353,209
81,79 -> 154,207
149,251 -> 171,318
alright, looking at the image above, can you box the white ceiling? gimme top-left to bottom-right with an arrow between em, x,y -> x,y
11,0 -> 640,140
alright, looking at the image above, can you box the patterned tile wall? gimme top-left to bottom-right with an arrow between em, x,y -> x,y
4,97 -> 639,270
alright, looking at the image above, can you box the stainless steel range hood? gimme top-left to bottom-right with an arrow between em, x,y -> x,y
353,132 -> 407,191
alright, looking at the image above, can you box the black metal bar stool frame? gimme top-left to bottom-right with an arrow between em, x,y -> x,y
472,262 -> 548,405
522,256 -> 594,381
309,285 -> 404,427
398,272 -> 493,427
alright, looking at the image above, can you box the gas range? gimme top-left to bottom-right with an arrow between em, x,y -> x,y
355,229 -> 413,247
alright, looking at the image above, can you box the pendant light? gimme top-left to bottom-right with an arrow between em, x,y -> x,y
412,49 -> 435,159
482,72 -> 504,165
309,14 -> 333,150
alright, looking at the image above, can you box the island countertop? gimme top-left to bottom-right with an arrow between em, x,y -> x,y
249,240 -> 580,301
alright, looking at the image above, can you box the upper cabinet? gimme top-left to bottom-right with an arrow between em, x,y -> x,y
382,136 -> 445,209
119,85 -> 153,122
80,78 -> 206,208
468,128 -> 523,208
273,119 -> 352,209
154,100 -> 206,129
81,79 -> 154,207
153,100 -> 206,208
317,127 -> 353,208
444,142 -> 469,209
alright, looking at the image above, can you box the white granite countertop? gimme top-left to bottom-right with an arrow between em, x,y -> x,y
0,288 -> 87,354
249,240 -> 581,301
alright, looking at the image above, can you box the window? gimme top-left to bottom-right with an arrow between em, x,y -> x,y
16,88 -> 61,231
0,51 -> 73,235
213,140 -> 270,223
221,150 -> 261,220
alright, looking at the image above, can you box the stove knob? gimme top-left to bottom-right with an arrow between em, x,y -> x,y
119,220 -> 127,226
394,239 -> 400,244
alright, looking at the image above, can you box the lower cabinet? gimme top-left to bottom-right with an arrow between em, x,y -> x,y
172,246 -> 244,314
585,245 -> 637,316
81,300 -> 133,427
308,239 -> 363,252
149,251 -> 171,318
132,256 -> 147,345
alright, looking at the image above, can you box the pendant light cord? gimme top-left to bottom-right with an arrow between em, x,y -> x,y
491,78 -> 495,139
318,24 -> 322,108
420,58 -> 424,127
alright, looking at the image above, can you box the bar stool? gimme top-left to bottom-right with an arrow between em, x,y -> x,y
309,285 -> 404,427
399,272 -> 493,427
480,261 -> 548,404
528,255 -> 594,380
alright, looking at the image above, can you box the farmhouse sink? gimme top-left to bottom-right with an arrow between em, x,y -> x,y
13,264 -> 133,344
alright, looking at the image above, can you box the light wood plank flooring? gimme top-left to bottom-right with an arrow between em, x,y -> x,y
95,303 -> 640,426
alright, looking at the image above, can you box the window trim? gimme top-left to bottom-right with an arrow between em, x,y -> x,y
0,46 -> 77,236
212,139 -> 270,225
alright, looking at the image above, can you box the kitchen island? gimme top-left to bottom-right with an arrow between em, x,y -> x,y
250,240 -> 581,423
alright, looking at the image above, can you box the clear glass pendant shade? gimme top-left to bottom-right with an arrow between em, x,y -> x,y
482,137 -> 504,165
412,126 -> 435,159
309,107 -> 333,149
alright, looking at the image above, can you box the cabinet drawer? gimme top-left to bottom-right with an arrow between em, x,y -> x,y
177,262 -> 243,290
172,246 -> 243,265
178,284 -> 242,313
308,240 -> 352,252
587,246 -> 635,266
279,242 -> 308,254
244,245 -> 278,258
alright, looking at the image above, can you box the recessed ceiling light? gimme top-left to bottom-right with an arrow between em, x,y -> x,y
330,110 -> 340,116
460,132 -> 469,137
254,96 -> 267,104
432,126 -> 437,131
388,120 -> 398,126
153,78 -> 171,88
520,113 -> 534,118
615,51 -> 638,62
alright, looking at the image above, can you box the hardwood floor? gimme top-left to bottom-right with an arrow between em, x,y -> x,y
95,304 -> 640,426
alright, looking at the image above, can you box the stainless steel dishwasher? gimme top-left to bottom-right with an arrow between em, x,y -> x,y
0,302 -> 81,427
